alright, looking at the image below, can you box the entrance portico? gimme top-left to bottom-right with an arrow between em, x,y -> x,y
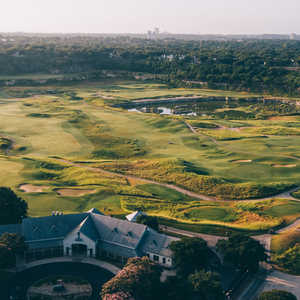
63,230 -> 96,257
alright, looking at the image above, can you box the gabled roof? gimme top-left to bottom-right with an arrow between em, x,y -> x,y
91,213 -> 147,250
21,213 -> 89,241
67,215 -> 100,241
126,211 -> 145,222
140,228 -> 179,257
86,208 -> 103,215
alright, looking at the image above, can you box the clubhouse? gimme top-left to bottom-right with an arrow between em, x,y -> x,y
0,208 -> 177,267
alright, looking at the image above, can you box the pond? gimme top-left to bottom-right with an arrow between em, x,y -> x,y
120,96 -> 298,120
123,97 -> 268,117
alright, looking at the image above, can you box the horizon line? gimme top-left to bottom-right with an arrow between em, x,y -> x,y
1,31 -> 299,36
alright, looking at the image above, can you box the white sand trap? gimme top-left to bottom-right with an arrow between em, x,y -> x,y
20,184 -> 49,193
232,160 -> 252,163
56,189 -> 96,197
273,164 -> 297,168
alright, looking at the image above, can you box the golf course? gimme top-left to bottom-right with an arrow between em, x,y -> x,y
1,79 -> 300,234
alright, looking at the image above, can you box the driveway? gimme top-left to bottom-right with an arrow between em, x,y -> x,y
256,270 -> 300,299
8,262 -> 114,300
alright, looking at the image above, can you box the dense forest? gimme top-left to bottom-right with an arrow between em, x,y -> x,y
1,34 -> 300,95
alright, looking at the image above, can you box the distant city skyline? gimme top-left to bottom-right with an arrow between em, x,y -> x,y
1,0 -> 300,35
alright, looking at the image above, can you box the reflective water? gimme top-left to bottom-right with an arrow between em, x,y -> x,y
125,97 -> 265,116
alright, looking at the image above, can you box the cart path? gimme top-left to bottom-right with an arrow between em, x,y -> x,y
56,158 -> 215,201
56,158 -> 300,203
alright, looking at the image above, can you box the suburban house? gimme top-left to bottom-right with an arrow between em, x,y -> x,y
0,209 -> 178,268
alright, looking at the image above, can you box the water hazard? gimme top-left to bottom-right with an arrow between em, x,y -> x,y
122,97 -> 268,116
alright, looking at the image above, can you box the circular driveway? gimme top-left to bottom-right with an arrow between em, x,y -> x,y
9,262 -> 114,300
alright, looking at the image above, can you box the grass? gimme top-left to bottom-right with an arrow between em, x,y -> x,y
271,227 -> 300,275
271,244 -> 300,275
158,217 -> 264,236
292,190 -> 300,199
180,207 -> 237,222
1,79 -> 300,234
7,155 -> 296,231
264,201 -> 300,217
272,227 -> 300,254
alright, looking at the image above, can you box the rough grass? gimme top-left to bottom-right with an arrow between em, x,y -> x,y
11,156 -> 294,231
272,227 -> 300,254
273,244 -> 300,275
292,190 -> 300,199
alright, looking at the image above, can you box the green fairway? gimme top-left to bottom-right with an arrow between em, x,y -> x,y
264,201 -> 300,217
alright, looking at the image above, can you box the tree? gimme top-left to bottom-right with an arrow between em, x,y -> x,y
169,237 -> 211,276
101,257 -> 162,300
161,276 -> 192,300
0,187 -> 28,225
0,233 -> 27,255
102,292 -> 135,300
217,234 -> 267,273
258,290 -> 297,300
0,243 -> 15,268
189,270 -> 225,300
136,215 -> 159,231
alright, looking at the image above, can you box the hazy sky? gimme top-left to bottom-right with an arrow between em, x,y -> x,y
1,0 -> 300,34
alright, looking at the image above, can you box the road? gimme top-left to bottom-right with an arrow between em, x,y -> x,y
237,271 -> 268,300
258,270 -> 300,299
160,225 -> 225,248
161,218 -> 300,300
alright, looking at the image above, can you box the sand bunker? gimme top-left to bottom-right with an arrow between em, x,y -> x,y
20,184 -> 49,193
56,189 -> 96,197
272,164 -> 297,168
232,160 -> 252,163
268,116 -> 298,121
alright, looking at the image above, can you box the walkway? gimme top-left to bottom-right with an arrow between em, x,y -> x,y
258,270 -> 300,299
160,225 -> 225,248
56,159 -> 300,203
15,256 -> 121,275
57,158 -> 214,201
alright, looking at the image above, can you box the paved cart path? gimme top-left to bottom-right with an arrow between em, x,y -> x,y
56,158 -> 300,203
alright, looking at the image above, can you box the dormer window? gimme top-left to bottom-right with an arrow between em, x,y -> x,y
49,224 -> 57,233
32,225 -> 40,233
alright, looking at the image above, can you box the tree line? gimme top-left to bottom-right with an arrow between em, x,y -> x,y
1,35 -> 300,95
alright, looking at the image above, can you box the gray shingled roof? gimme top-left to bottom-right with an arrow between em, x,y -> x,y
91,213 -> 147,250
140,228 -> 179,257
21,213 -> 89,241
68,215 -> 100,241
100,241 -> 138,258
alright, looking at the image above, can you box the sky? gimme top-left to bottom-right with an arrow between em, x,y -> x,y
1,0 -> 300,34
